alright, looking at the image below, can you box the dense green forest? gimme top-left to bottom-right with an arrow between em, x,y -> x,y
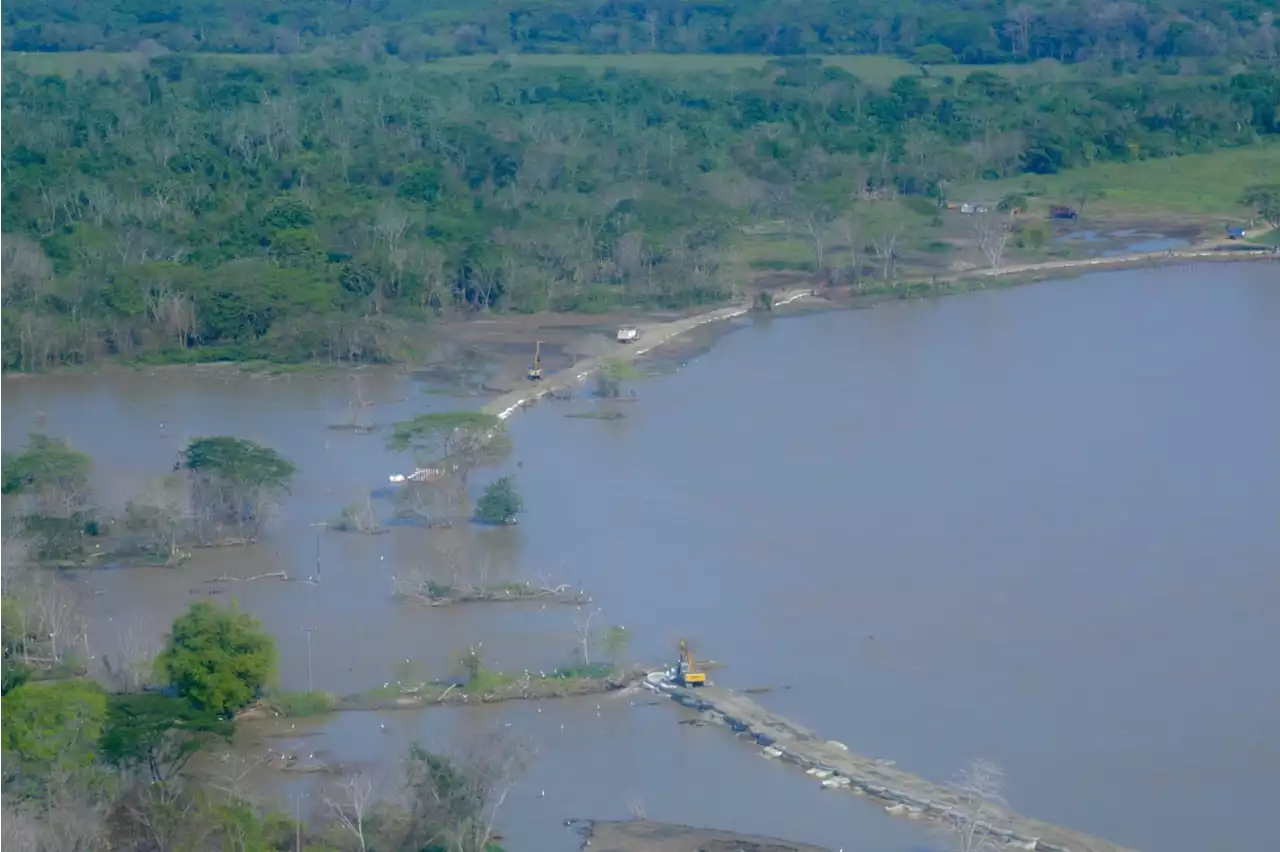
5,0 -> 1279,68
3,55 -> 1277,371
2,1 -> 1279,372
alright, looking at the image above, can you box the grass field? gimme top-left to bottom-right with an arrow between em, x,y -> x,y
3,51 -> 150,75
2,50 -> 306,76
428,52 -> 1073,86
954,147 -> 1280,218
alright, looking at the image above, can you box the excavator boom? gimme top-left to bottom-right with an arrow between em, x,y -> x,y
676,639 -> 706,686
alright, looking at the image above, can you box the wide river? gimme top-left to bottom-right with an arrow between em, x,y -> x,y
4,262 -> 1278,852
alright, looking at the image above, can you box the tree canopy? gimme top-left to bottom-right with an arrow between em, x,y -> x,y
4,0 -> 1276,67
100,693 -> 234,782
179,437 -> 295,542
1,679 -> 107,785
156,601 -> 278,717
180,437 -> 297,491
475,476 -> 524,525
2,47 -> 1277,371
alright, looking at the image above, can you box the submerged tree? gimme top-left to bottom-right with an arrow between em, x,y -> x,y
474,476 -> 523,525
388,412 -> 510,487
178,437 -> 296,544
388,412 -> 512,525
1,434 -> 97,562
122,474 -> 192,562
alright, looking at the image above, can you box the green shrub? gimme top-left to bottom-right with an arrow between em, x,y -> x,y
475,476 -> 523,525
266,690 -> 336,717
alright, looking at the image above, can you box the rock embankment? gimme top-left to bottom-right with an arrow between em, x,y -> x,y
657,681 -> 1136,852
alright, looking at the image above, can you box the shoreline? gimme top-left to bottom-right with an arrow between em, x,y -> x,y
2,247 -> 1271,385
481,246 -> 1276,423
481,288 -> 815,420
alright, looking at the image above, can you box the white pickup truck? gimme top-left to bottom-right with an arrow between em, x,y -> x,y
616,325 -> 640,343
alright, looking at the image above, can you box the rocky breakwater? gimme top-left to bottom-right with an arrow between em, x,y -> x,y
647,675 -> 1136,852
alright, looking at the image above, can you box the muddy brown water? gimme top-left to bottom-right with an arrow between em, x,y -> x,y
4,262 -> 1279,852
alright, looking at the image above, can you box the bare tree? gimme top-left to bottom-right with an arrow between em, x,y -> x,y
870,223 -> 903,282
973,211 -> 1013,271
37,791 -> 108,852
102,614 -> 163,692
1,801 -> 41,852
374,204 -> 412,254
625,794 -> 647,820
26,574 -> 88,666
401,732 -> 528,852
0,524 -> 29,596
843,216 -> 861,287
128,780 -> 208,852
802,207 -> 835,271
939,759 -> 1010,852
325,773 -> 375,852
573,606 -> 601,666
123,474 -> 192,562
0,234 -> 54,305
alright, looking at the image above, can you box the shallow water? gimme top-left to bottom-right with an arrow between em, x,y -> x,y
4,262 -> 1278,852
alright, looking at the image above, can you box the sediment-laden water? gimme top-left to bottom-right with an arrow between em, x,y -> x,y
4,262 -> 1278,852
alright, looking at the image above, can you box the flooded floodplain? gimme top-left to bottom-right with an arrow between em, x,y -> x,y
4,262 -> 1278,852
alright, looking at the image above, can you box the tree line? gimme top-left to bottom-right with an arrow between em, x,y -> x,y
4,0 -> 1277,69
4,53 -> 1277,371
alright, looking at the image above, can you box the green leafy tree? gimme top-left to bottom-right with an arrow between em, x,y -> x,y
2,433 -> 97,561
157,602 -> 278,717
1,680 -> 107,784
2,659 -> 32,695
100,693 -> 234,782
1241,184 -> 1280,230
474,476 -> 523,525
179,437 -> 296,543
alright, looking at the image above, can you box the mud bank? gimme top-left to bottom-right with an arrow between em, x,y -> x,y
654,680 -> 1133,852
571,819 -> 832,852
481,288 -> 816,421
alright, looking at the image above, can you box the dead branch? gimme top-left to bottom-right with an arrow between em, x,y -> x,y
203,571 -> 289,583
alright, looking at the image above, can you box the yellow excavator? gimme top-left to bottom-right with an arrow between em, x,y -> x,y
527,340 -> 543,381
675,639 -> 706,687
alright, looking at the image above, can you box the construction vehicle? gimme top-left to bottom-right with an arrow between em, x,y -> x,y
675,639 -> 706,687
527,341 -> 543,381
